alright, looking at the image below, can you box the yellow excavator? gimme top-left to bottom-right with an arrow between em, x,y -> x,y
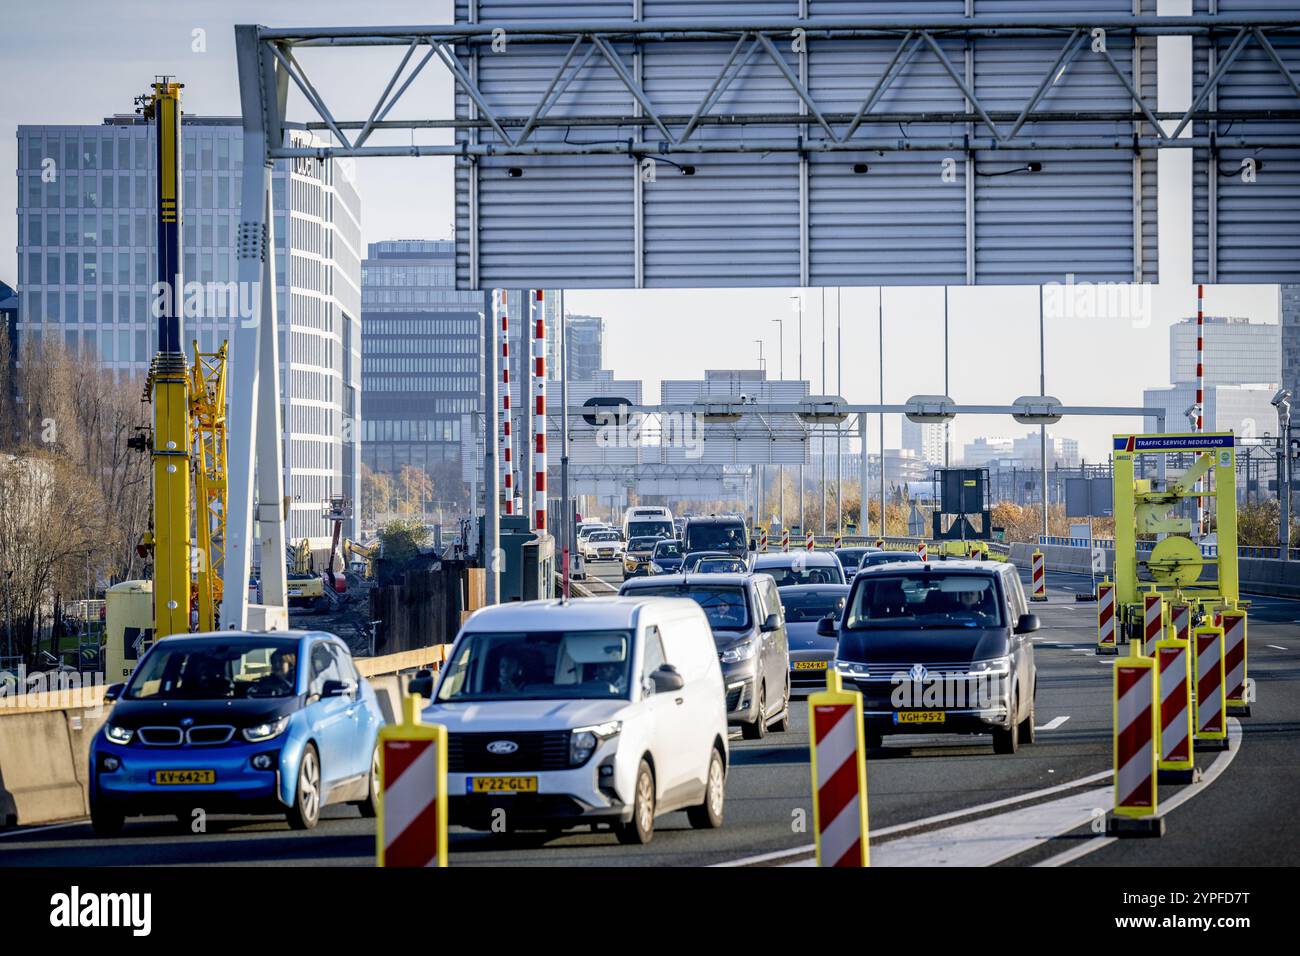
286,539 -> 325,608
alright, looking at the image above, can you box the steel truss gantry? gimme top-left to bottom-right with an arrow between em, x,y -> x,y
240,14 -> 1300,160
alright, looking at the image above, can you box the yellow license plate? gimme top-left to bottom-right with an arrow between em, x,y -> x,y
792,661 -> 828,671
153,769 -> 216,785
894,711 -> 946,725
469,776 -> 538,794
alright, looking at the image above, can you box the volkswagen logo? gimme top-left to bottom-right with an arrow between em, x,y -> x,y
486,740 -> 518,755
908,663 -> 928,683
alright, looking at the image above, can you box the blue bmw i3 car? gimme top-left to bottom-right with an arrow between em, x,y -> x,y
89,631 -> 385,835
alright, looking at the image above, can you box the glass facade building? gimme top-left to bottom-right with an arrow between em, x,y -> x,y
15,115 -> 362,540
360,240 -> 481,485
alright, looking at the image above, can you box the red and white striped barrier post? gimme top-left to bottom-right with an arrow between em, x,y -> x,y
377,695 -> 448,867
808,670 -> 870,867
1171,602 -> 1191,643
806,529 -> 815,552
917,541 -> 928,562
1156,630 -> 1198,785
498,292 -> 516,516
1108,646 -> 1163,836
1096,579 -> 1117,655
1030,549 -> 1046,601
1194,623 -> 1228,751
1142,592 -> 1163,657
1217,608 -> 1250,717
781,528 -> 790,552
833,532 -> 842,549
875,538 -> 884,549
759,528 -> 768,553
531,290 -> 547,533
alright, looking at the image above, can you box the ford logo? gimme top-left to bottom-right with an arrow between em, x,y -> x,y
486,740 -> 518,755
908,664 -> 928,683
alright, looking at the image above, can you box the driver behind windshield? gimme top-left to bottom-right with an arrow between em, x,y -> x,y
256,649 -> 298,695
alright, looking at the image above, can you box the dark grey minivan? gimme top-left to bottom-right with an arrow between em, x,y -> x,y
821,560 -> 1038,754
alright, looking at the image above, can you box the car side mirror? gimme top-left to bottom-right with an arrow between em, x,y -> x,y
1015,613 -> 1040,635
651,664 -> 684,693
407,668 -> 435,699
761,612 -> 781,632
322,678 -> 356,698
749,539 -> 756,552
817,616 -> 839,637
104,683 -> 124,703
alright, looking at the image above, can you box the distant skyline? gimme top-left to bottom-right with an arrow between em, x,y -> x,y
0,1 -> 1285,464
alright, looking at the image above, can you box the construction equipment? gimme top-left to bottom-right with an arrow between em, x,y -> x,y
137,77 -> 190,640
286,539 -> 325,607
344,539 -> 378,579
930,468 -> 992,559
321,496 -> 353,594
190,342 -> 229,631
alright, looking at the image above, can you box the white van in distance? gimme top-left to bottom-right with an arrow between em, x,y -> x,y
419,597 -> 728,845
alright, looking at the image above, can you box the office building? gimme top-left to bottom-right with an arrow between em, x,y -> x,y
901,417 -> 948,466
550,313 -> 604,382
15,115 -> 362,540
360,240 -> 481,493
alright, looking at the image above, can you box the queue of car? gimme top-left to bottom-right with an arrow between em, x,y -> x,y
85,523 -> 1036,847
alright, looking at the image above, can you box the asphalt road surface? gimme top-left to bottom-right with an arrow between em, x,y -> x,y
2,559 -> 1296,867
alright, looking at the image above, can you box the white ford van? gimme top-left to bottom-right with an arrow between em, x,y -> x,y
418,597 -> 728,845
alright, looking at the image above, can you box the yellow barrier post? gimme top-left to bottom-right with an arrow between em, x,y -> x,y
376,694 -> 448,867
1108,646 -> 1164,837
808,670 -> 869,867
1155,625 -> 1199,786
1218,606 -> 1250,717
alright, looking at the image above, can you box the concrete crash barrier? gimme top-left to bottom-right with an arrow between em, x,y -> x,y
0,712 -> 91,828
0,643 -> 450,828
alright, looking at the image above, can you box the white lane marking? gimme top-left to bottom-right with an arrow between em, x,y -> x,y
1036,716 -> 1070,731
1034,718 -> 1243,868
866,785 -> 1112,867
713,767 -> 1112,867
1268,645 -> 1288,651
0,820 -> 86,839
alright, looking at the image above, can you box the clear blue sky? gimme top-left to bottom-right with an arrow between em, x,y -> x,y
0,1 -> 1282,461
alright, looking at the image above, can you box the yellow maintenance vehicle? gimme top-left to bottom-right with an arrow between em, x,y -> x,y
286,539 -> 326,607
1110,431 -> 1241,644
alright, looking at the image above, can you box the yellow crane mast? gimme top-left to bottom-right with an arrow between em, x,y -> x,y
190,342 -> 229,632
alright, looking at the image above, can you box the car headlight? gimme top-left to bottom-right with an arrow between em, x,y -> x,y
242,716 -> 290,742
834,660 -> 871,678
104,724 -> 133,745
969,656 -> 1011,677
650,562 -> 664,573
570,720 -> 621,766
720,640 -> 756,664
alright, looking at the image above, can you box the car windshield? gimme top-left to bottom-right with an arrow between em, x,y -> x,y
686,523 -> 747,552
628,520 -> 674,540
695,558 -> 747,574
436,630 -> 633,702
127,639 -> 301,700
631,584 -> 750,630
863,552 -> 915,566
845,573 -> 1003,630
591,532 -> 620,542
654,541 -> 682,558
630,537 -> 662,551
780,589 -> 849,622
759,563 -> 842,587
836,549 -> 871,564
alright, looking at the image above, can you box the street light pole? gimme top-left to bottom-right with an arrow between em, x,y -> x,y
560,289 -> 572,599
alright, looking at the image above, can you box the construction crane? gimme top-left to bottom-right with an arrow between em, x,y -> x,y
190,342 -> 229,631
137,77 -> 190,640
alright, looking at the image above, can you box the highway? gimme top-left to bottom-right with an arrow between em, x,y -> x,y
2,559 -> 1297,868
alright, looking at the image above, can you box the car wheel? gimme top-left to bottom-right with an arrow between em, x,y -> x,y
741,682 -> 768,740
287,743 -> 322,830
615,759 -> 656,845
993,692 -> 1021,755
769,677 -> 791,733
686,747 -> 726,830
355,744 -> 380,818
90,800 -> 124,837
1019,686 -> 1037,746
